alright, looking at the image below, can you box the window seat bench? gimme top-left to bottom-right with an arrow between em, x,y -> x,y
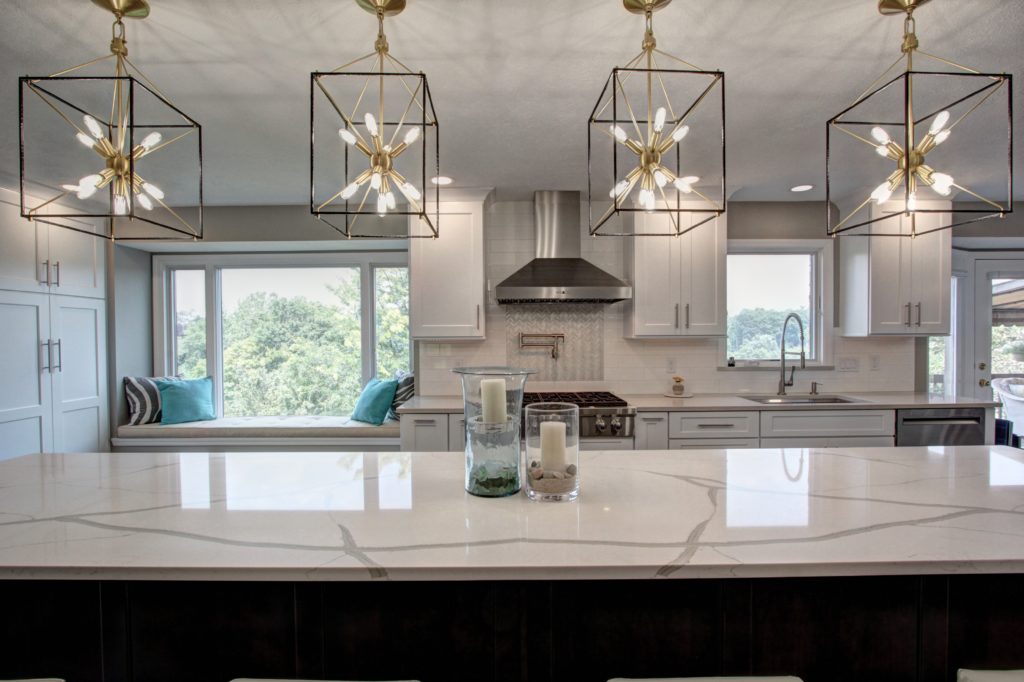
111,415 -> 400,452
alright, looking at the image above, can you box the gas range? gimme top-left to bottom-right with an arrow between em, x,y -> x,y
522,391 -> 636,439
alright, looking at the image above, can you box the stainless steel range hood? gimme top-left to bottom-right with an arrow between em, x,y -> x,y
495,191 -> 632,304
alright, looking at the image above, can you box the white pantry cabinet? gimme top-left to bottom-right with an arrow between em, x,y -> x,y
840,201 -> 951,336
0,291 -> 108,460
409,199 -> 486,340
624,209 -> 726,338
0,190 -> 106,299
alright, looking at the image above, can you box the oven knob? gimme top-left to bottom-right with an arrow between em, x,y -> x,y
595,417 -> 606,433
610,417 -> 622,434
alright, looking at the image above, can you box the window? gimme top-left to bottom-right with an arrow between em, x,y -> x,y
928,275 -> 961,396
722,241 -> 832,367
155,252 -> 409,418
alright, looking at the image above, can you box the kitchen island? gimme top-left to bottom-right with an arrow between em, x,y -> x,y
1,446 -> 1022,681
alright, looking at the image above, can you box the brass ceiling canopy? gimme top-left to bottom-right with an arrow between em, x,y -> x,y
622,0 -> 672,15
878,0 -> 932,15
90,0 -> 151,19
355,0 -> 406,17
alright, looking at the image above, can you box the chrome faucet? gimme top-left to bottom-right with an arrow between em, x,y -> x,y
778,313 -> 806,396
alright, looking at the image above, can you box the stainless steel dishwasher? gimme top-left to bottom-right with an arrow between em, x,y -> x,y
896,408 -> 986,446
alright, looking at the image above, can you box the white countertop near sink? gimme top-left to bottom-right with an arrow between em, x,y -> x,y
0,446 -> 1022,580
398,392 -> 998,414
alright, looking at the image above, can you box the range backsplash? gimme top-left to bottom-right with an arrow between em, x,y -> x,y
504,304 -> 604,381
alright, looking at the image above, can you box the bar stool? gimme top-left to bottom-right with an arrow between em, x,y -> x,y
958,671 -> 1024,681
609,677 -> 804,682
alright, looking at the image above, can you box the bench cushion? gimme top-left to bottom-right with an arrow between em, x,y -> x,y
117,415 -> 399,439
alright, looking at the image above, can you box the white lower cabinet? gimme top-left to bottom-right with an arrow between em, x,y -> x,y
0,291 -> 107,460
634,412 -> 669,450
448,413 -> 466,453
399,413 -> 449,452
670,437 -> 760,449
759,410 -> 895,440
669,412 -> 760,440
760,436 -> 895,448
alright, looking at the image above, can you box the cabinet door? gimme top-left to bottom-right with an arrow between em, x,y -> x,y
628,213 -> 682,336
0,291 -> 52,460
409,206 -> 485,339
46,221 -> 106,299
682,214 -> 727,336
49,296 -> 108,453
868,214 -> 914,334
634,412 -> 669,450
908,212 -> 951,334
448,413 -> 466,452
0,194 -> 49,294
399,413 -> 448,452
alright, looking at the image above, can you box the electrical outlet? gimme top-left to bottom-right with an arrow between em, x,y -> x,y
837,356 -> 860,372
869,355 -> 881,371
666,357 -> 677,373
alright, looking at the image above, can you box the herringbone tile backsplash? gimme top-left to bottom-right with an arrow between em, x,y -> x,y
505,304 -> 604,381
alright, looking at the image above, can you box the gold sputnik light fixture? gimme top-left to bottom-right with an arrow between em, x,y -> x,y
19,0 -> 203,241
311,0 -> 440,239
827,0 -> 1013,238
588,0 -> 726,237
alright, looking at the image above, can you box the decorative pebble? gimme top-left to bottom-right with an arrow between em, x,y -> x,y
551,471 -> 565,480
542,471 -> 556,479
529,468 -> 543,480
530,460 -> 540,469
566,464 -> 577,476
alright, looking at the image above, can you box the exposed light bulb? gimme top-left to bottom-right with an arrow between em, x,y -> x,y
401,182 -> 421,201
340,182 -> 360,200
933,129 -> 951,146
79,174 -> 103,190
77,132 -> 95,148
139,132 -> 162,150
672,125 -> 690,142
364,112 -> 378,137
370,172 -> 382,190
339,128 -> 357,145
871,127 -> 890,144
654,170 -> 668,188
114,195 -> 128,215
674,176 -> 698,193
142,182 -> 164,200
376,193 -> 388,215
136,193 -> 153,211
929,110 -> 950,135
638,188 -> 655,211
403,127 -> 420,145
871,182 -> 893,204
609,180 -> 629,199
654,107 -> 667,133
610,125 -> 628,143
83,115 -> 104,139
931,172 -> 954,196
386,191 -> 396,210
907,192 -> 918,212
876,145 -> 891,157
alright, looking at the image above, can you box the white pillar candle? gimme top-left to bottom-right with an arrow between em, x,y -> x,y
540,420 -> 567,471
479,378 -> 507,424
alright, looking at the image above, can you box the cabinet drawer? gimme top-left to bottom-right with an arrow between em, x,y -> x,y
760,436 -> 895,448
759,410 -> 895,438
669,437 -> 760,450
668,412 -> 759,439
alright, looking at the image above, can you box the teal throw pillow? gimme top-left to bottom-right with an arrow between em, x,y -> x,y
155,377 -> 216,425
352,378 -> 399,425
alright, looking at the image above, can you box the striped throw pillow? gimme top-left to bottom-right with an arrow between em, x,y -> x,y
387,372 -> 415,421
124,376 -> 175,425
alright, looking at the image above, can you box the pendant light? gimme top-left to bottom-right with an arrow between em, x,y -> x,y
311,0 -> 440,239
588,0 -> 726,237
827,0 -> 1012,238
19,0 -> 203,241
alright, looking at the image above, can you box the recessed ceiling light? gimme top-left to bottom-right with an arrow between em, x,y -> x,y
431,176 -> 453,186
791,184 -> 814,193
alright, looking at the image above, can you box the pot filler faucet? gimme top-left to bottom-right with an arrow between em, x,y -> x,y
778,313 -> 806,396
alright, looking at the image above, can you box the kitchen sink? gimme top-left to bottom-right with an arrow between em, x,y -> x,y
741,394 -> 864,405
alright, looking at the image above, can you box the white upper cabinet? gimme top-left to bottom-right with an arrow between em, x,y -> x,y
409,199 -> 486,340
624,210 -> 727,338
0,189 -> 106,299
840,201 -> 951,336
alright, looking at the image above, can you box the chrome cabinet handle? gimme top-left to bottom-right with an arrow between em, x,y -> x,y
641,417 -> 664,423
53,339 -> 62,373
54,261 -> 61,287
697,423 -> 734,429
686,303 -> 690,329
476,304 -> 480,330
915,302 -> 921,327
905,303 -> 912,326
41,260 -> 51,286
40,340 -> 51,372
413,418 -> 437,425
674,303 -> 679,329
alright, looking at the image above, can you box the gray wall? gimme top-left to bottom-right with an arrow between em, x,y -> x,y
110,245 -> 153,427
727,201 -> 837,240
199,204 -> 408,242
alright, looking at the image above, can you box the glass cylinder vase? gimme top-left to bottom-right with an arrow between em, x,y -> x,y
452,367 -> 534,497
524,402 -> 580,502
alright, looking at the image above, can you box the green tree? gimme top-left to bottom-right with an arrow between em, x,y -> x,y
727,307 -> 810,359
373,267 -> 411,378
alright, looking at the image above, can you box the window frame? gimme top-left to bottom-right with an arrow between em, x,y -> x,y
719,239 -> 834,369
153,251 -> 409,417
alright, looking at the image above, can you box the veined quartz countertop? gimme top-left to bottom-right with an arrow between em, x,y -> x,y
0,446 -> 1022,581
398,392 -> 997,413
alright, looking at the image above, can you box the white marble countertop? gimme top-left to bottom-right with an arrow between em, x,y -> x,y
398,392 -> 997,413
1,446 -> 1022,581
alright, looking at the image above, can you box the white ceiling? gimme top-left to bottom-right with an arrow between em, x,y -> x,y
2,0 -> 1021,205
